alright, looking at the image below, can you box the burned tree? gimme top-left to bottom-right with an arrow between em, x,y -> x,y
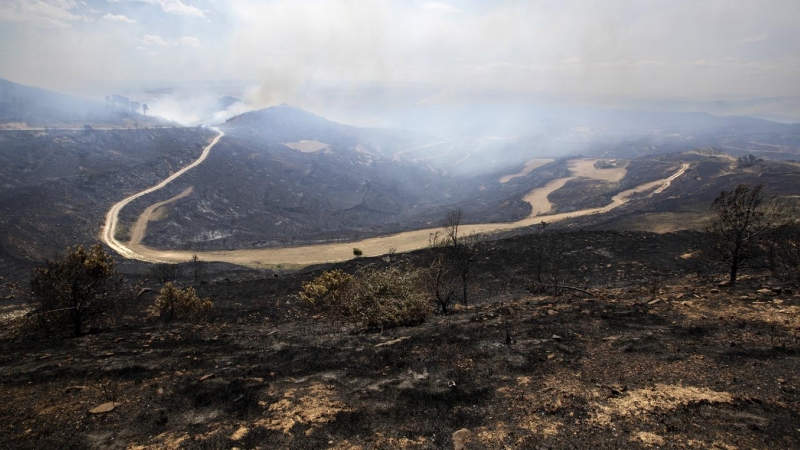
29,244 -> 133,337
706,184 -> 788,286
427,231 -> 458,314
442,209 -> 463,248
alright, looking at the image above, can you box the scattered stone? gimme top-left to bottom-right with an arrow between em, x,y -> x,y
581,309 -> 591,316
756,289 -> 777,297
718,281 -> 731,288
771,287 -> 782,295
230,426 -> 249,441
375,336 -> 411,348
547,309 -> 558,316
452,428 -> 472,450
157,387 -> 164,395
65,385 -> 88,394
39,354 -> 52,360
199,373 -> 216,382
89,402 -> 119,414
550,334 -> 562,342
647,298 -> 662,306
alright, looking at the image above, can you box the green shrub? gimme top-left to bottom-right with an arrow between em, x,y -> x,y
299,264 -> 431,332
153,282 -> 214,322
352,248 -> 363,257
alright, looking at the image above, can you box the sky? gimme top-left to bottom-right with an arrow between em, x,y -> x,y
1,0 -> 799,114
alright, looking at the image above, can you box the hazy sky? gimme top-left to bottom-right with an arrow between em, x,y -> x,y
1,0 -> 799,108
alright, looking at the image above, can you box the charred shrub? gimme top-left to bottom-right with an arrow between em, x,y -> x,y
28,244 -> 136,337
152,282 -> 214,322
299,264 -> 432,332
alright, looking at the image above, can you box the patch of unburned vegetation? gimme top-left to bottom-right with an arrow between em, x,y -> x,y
591,384 -> 734,426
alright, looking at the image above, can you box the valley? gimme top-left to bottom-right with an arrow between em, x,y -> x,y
103,134 -> 690,266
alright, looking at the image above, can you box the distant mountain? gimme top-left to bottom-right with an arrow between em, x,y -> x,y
639,97 -> 800,124
0,78 -> 175,128
217,96 -> 242,111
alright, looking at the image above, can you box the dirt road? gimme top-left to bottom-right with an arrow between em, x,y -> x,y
100,128 -> 224,262
102,135 -> 689,267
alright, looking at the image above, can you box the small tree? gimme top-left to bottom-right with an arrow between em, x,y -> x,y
352,248 -> 363,258
190,254 -> 205,285
442,209 -> 463,247
706,184 -> 787,286
29,244 -> 131,337
427,231 -> 458,314
454,233 -> 480,307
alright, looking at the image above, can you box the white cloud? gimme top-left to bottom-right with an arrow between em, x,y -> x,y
740,33 -> 768,43
139,34 -> 201,48
113,0 -> 204,17
103,13 -> 135,23
421,2 -> 460,14
140,34 -> 169,46
0,0 -> 83,28
178,36 -> 201,47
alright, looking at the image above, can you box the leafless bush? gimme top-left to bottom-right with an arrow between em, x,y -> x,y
148,263 -> 182,284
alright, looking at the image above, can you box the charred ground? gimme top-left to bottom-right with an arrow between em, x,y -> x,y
1,229 -> 799,449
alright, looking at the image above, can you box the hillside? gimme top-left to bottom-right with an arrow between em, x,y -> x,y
120,105 -> 549,252
1,229 -> 798,449
0,79 -> 175,129
0,127 -> 216,277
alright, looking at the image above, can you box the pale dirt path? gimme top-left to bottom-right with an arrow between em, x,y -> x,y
100,128 -> 224,263
110,136 -> 688,267
128,187 -> 194,247
499,158 -> 555,183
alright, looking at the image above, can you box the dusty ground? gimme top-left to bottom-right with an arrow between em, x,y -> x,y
1,230 -> 798,449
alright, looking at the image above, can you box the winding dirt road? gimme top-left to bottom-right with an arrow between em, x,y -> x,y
100,128 -> 224,262
101,131 -> 689,267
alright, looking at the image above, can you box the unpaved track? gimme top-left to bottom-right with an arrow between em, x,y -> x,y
100,129 -> 223,262
499,158 -> 555,183
102,132 -> 688,267
128,187 -> 194,247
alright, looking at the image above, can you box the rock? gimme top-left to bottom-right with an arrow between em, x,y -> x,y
547,309 -> 558,316
199,373 -> 216,382
581,309 -> 591,316
452,428 -> 472,450
756,289 -> 777,296
89,402 -> 119,414
65,385 -> 88,394
718,281 -> 731,288
771,287 -> 782,294
647,298 -> 662,305
710,289 -> 719,294
230,426 -> 249,441
375,336 -> 411,348
550,334 -> 562,342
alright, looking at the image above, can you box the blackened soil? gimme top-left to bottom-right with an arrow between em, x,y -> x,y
1,230 -> 799,449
